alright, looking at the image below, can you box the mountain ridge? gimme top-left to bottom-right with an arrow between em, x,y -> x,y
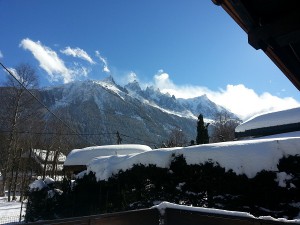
40,78 -> 238,146
124,79 -> 235,120
0,77 -> 238,147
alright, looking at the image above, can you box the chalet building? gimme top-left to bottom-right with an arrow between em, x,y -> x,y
235,107 -> 300,139
0,149 -> 66,197
21,149 -> 66,178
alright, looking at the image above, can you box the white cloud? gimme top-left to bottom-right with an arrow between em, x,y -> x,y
20,38 -> 72,83
0,50 -> 3,58
6,67 -> 19,81
149,70 -> 300,120
95,51 -> 110,73
153,70 -> 210,98
20,38 -> 89,83
61,47 -> 95,64
73,62 -> 90,77
208,84 -> 300,120
154,71 -> 175,89
4,67 -> 27,85
126,71 -> 138,83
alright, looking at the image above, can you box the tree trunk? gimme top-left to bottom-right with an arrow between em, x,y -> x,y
12,148 -> 23,200
2,91 -> 22,200
42,149 -> 50,180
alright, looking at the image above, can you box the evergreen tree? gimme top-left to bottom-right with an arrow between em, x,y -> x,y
196,114 -> 209,144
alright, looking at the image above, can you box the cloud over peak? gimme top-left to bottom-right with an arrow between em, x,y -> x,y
18,38 -> 299,120
208,84 -> 300,120
20,38 -> 89,83
95,50 -> 110,73
20,38 -> 72,83
60,47 -> 95,64
149,70 -> 300,120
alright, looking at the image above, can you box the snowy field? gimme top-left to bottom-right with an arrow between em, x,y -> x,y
0,197 -> 25,224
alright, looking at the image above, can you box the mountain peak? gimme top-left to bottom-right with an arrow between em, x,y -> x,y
102,75 -> 116,84
201,94 -> 210,101
125,80 -> 142,92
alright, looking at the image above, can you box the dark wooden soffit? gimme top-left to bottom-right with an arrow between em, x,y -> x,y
212,0 -> 300,91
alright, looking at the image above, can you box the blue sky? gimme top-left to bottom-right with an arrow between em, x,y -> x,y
0,0 -> 299,120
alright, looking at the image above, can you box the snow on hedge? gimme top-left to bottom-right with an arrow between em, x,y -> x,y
236,107 -> 300,133
29,180 -> 47,191
64,144 -> 152,166
82,137 -> 300,181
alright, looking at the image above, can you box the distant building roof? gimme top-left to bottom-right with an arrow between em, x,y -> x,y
235,107 -> 300,138
64,144 -> 152,167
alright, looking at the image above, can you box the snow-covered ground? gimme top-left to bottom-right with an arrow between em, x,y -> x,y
0,197 -> 25,224
77,136 -> 300,181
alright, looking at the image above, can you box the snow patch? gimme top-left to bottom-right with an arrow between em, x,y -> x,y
44,177 -> 55,185
152,202 -> 300,223
153,201 -> 255,218
0,197 -> 26,221
275,172 -> 293,188
94,80 -> 125,100
258,215 -> 300,223
29,180 -> 47,191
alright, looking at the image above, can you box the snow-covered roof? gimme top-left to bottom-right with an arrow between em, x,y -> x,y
236,107 -> 300,133
80,136 -> 300,181
64,144 -> 152,166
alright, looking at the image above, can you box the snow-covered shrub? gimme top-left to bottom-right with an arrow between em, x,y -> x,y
25,178 -> 63,222
26,154 -> 300,221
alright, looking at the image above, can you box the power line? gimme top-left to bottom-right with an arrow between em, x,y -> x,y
0,129 -> 161,146
119,132 -> 160,146
0,62 -> 96,146
0,62 -> 177,148
0,130 -> 116,136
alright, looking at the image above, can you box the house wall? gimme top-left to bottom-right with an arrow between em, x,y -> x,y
235,122 -> 300,139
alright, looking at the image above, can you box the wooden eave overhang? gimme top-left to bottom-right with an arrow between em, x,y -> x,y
213,0 -> 300,91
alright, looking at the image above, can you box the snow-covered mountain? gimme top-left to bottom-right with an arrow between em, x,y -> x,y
124,79 -> 235,120
36,77 -> 237,146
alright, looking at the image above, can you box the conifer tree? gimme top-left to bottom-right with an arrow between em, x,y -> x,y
196,114 -> 209,144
